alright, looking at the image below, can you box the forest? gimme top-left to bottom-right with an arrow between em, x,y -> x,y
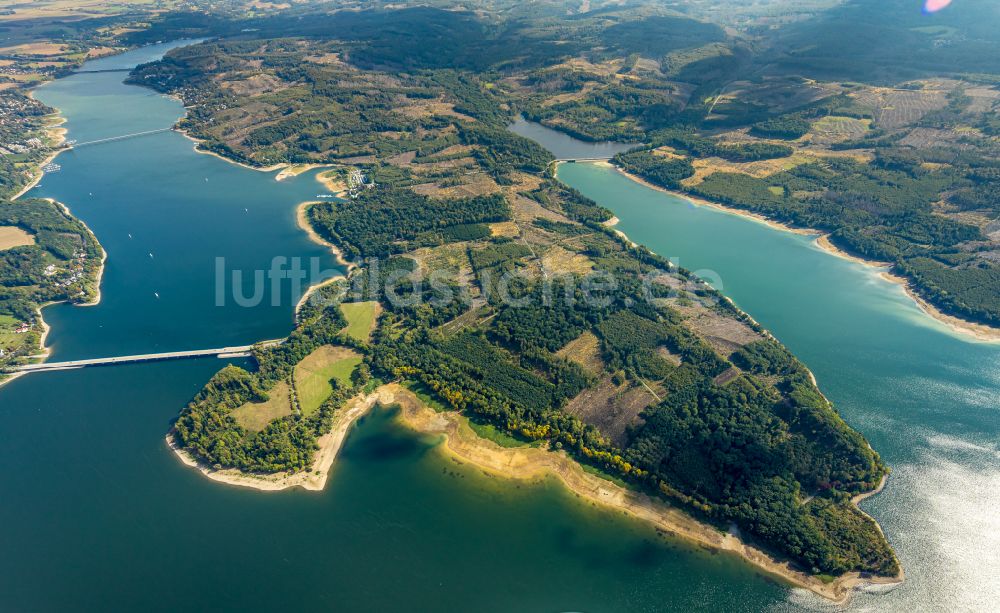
615,150 -> 1000,326
0,198 -> 103,368
121,0 -> 1000,583
173,299 -> 371,473
308,189 -> 510,259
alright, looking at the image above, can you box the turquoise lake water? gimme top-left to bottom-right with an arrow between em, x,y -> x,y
556,161 -> 1000,612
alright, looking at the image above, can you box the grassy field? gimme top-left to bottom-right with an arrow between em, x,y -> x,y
231,380 -> 293,432
293,345 -> 362,415
0,226 -> 34,250
340,301 -> 379,342
0,0 -> 165,22
466,417 -> 540,448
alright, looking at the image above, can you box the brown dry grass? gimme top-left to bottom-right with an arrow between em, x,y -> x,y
0,0 -> 163,21
0,226 -> 34,250
396,100 -> 475,122
411,243 -> 471,277
220,73 -> 291,97
85,46 -> 118,59
411,173 -> 501,199
489,221 -> 520,238
231,380 -> 293,432
556,331 -> 604,375
511,194 -> 569,224
652,146 -> 685,160
657,345 -> 682,366
541,245 -> 593,275
683,153 -> 814,186
805,116 -> 871,144
965,87 -> 1000,114
556,57 -> 624,78
539,82 -> 599,107
304,52 -> 349,67
386,151 -> 417,166
0,42 -> 67,56
674,305 -> 762,358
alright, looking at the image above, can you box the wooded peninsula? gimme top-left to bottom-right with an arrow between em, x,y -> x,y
119,0 -> 1000,590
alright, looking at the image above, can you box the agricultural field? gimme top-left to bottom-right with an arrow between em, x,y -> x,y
0,0 -> 167,22
0,226 -> 34,250
293,345 -> 362,415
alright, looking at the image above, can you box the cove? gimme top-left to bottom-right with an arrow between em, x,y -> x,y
554,159 -> 1000,611
0,44 -> 797,611
508,116 -> 634,159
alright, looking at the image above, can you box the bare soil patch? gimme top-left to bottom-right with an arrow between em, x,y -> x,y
564,376 -> 654,447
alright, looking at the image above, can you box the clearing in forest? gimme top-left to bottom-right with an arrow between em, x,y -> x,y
231,380 -> 293,432
340,301 -> 380,342
294,345 -> 362,415
0,226 -> 34,250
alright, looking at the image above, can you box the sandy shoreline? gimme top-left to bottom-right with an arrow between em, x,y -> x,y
599,162 -> 820,237
174,128 -> 288,173
166,390 -> 384,491
168,382 -> 900,603
880,270 -> 1000,342
592,161 -> 1000,343
293,201 -> 355,316
812,237 -> 1000,342
12,92 -> 68,200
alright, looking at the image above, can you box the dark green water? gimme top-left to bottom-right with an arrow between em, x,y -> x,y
1,44 -> 794,612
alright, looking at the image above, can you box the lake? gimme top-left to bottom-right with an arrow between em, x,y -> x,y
0,44 -> 800,612
508,116 -> 636,160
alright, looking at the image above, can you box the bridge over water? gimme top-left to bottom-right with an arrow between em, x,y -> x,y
8,339 -> 283,374
64,128 -> 173,150
73,68 -> 132,74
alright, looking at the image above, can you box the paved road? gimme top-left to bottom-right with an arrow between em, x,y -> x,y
11,340 -> 282,373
